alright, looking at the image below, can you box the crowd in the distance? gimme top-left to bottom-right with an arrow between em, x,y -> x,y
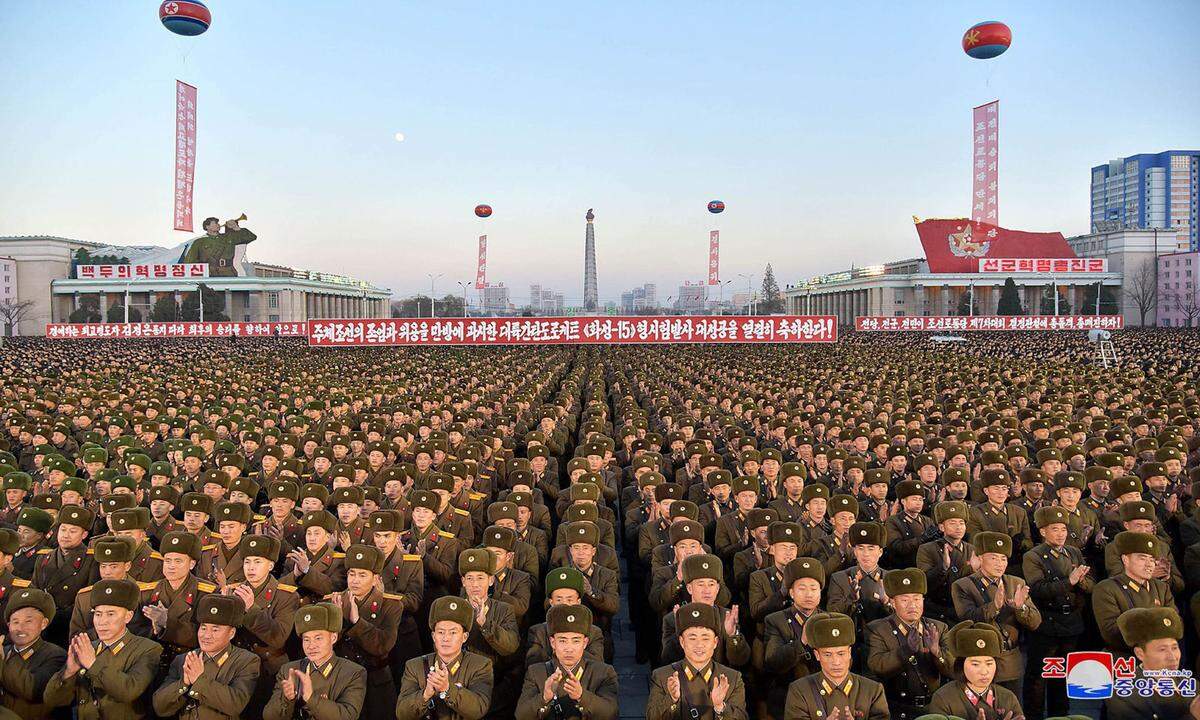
0,331 -> 1196,720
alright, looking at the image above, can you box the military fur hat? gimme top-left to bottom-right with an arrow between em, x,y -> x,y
829,494 -> 858,518
214,501 -> 252,526
295,602 -> 342,635
863,468 -> 889,486
93,538 -> 134,563
1117,607 -> 1184,648
569,483 -> 600,503
746,508 -> 778,530
429,596 -> 474,632
409,489 -> 440,513
979,469 -> 1010,489
669,519 -> 704,545
1118,501 -> 1155,523
299,483 -> 330,504
91,578 -> 140,611
894,480 -> 924,499
240,535 -> 280,562
1054,471 -> 1086,492
301,510 -> 337,534
1033,506 -> 1069,529
0,528 -> 18,556
783,557 -> 825,589
972,531 -> 1012,558
1113,531 -> 1161,557
331,486 -> 364,506
267,480 -> 299,501
545,567 -> 585,598
368,510 -> 404,533
941,467 -> 969,485
682,554 -> 723,584
197,594 -> 246,628
564,521 -> 600,547
950,621 -> 1002,657
109,507 -> 151,532
705,469 -> 732,489
806,611 -> 856,648
181,492 -> 214,516
16,507 -> 53,534
4,587 -> 55,623
934,501 -> 969,524
344,544 -> 384,574
849,521 -> 885,547
801,484 -> 829,503
675,602 -> 721,637
458,548 -> 495,576
884,568 -> 927,596
547,604 -> 593,637
160,531 -> 202,560
58,505 -> 94,530
731,476 -> 760,496
482,525 -> 516,551
669,500 -> 699,521
768,521 -> 803,547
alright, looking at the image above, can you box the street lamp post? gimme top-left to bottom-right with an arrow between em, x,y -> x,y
456,281 -> 469,317
718,279 -> 733,314
427,273 -> 443,318
737,274 -> 755,316
123,281 -> 132,323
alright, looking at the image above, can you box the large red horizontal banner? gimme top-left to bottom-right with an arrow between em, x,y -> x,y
979,258 -> 1107,274
46,322 -> 307,339
855,315 -> 1124,332
308,316 -> 838,346
76,263 -> 209,280
915,218 -> 1078,274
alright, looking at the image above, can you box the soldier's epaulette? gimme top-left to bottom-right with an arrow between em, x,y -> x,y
201,544 -> 217,551
468,491 -> 485,501
454,507 -> 470,517
253,514 -> 266,522
137,581 -> 159,592
11,578 -> 29,588
438,530 -> 454,539
85,548 -> 94,555
402,554 -> 422,561
149,551 -> 163,560
196,581 -> 217,592
331,552 -> 346,559
35,549 -> 52,555
78,585 -> 93,594
276,583 -> 297,592
382,592 -> 404,602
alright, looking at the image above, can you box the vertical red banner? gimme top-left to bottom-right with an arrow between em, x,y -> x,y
971,101 -> 998,227
707,230 -> 720,285
173,80 -> 198,232
475,235 -> 487,289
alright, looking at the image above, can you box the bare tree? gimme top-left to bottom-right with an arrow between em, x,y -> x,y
1172,288 -> 1200,328
0,299 -> 34,336
1124,259 -> 1157,326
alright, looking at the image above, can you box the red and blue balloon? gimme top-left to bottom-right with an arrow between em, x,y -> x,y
474,204 -> 493,218
707,200 -> 725,214
962,21 -> 1011,60
160,1 -> 211,37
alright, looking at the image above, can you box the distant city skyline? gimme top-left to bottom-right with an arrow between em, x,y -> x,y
1,3 -> 1197,297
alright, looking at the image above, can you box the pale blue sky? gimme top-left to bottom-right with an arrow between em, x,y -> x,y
1,2 -> 1197,302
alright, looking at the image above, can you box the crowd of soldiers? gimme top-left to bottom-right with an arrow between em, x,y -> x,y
0,331 -> 1197,720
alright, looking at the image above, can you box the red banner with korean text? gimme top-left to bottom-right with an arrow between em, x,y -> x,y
173,81 -> 198,232
854,315 -> 1123,332
915,218 -> 1078,274
972,101 -> 998,226
308,315 -> 837,346
475,235 -> 487,289
76,263 -> 208,280
45,322 -> 307,339
707,231 -> 720,285
978,258 -> 1107,274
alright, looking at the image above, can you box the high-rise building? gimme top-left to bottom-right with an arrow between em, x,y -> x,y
620,283 -> 658,313
481,283 -> 510,313
675,282 -> 708,313
529,285 -> 565,315
583,209 -> 598,311
1091,151 -> 1200,250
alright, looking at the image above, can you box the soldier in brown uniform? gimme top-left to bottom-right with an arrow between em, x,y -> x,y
253,479 -> 303,556
197,501 -> 253,585
228,534 -> 300,711
70,538 -> 143,638
915,499 -> 978,624
883,480 -> 930,570
950,531 -> 1042,696
1092,530 -> 1175,653
179,493 -> 217,547
151,594 -> 262,720
761,557 -> 825,719
457,547 -> 521,717
516,604 -> 620,720
404,490 -> 462,613
659,555 -> 750,669
967,470 -> 1034,568
927,622 -> 1024,718
865,569 -> 952,720
328,544 -> 403,720
367,509 -> 425,678
109,508 -> 163,582
137,531 -> 215,680
264,601 -> 367,720
44,578 -> 164,720
1107,607 -> 1193,720
827,522 -> 891,653
0,588 -> 66,720
279,510 -> 346,604
145,485 -> 181,549
12,507 -> 53,580
32,504 -> 96,648
396,595 -> 494,720
647,602 -> 748,720
0,528 -> 30,620
784,611 -> 889,720
525,568 -> 606,667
